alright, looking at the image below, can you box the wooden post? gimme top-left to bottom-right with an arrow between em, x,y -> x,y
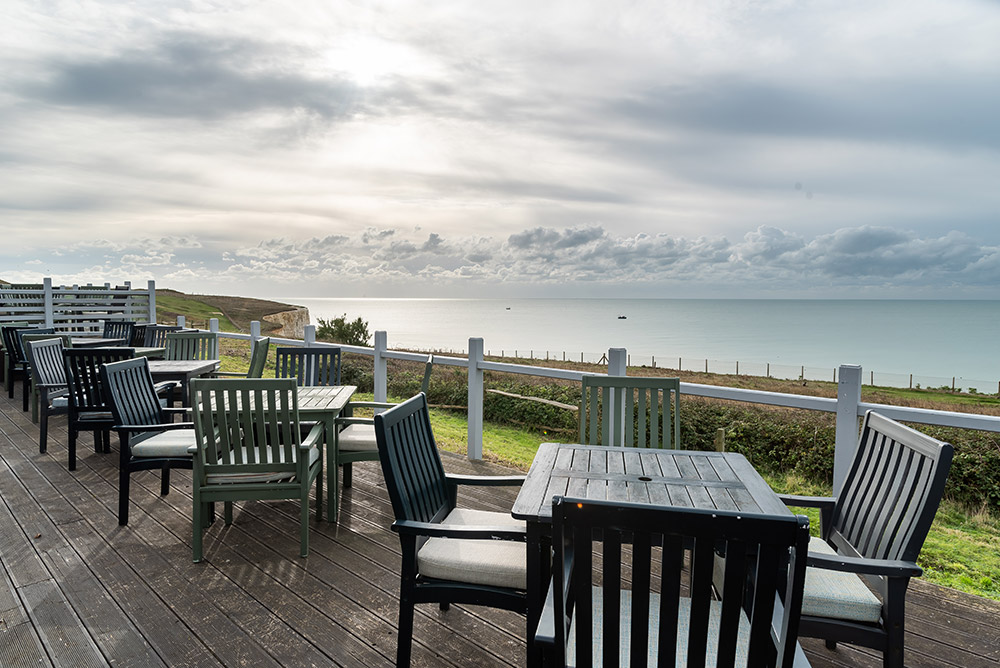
705,359 -> 708,373
736,360 -> 739,375
176,315 -> 186,327
714,428 -> 726,452
468,338 -> 484,460
608,348 -> 627,446
766,363 -> 770,378
910,374 -> 913,389
304,324 -> 315,345
43,277 -> 54,328
835,365 -> 862,490
209,318 -> 219,333
870,371 -> 874,386
652,355 -> 656,369
250,321 -> 261,339
374,331 -> 387,403
147,280 -> 156,324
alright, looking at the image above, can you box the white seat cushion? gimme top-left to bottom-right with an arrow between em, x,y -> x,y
131,429 -> 197,458
51,397 -> 69,408
801,536 -> 883,623
417,508 -> 526,590
207,446 -> 321,484
338,423 -> 377,452
567,588 -> 751,667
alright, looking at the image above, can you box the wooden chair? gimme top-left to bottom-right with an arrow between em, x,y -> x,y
165,331 -> 219,361
143,324 -> 185,347
102,320 -> 135,344
3,326 -> 55,410
373,393 -> 527,667
216,337 -> 270,379
189,378 -> 324,562
130,323 -> 152,347
779,410 -> 953,668
580,375 -> 681,448
62,347 -> 135,470
538,497 -> 812,668
21,332 -> 73,422
101,357 -> 194,525
26,338 -> 71,454
274,347 -> 341,386
0,321 -> 29,397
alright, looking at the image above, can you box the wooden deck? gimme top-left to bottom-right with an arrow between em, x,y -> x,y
1,389 -> 999,667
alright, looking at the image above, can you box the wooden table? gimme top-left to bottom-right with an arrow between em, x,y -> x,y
70,337 -> 126,348
146,359 -> 219,405
295,385 -> 356,521
511,443 -> 790,668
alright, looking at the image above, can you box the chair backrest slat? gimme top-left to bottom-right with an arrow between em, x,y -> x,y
63,347 -> 135,411
374,393 -> 452,525
579,376 -> 681,449
103,320 -> 135,343
165,331 -> 219,361
551,498 -> 810,668
831,411 -> 953,568
101,357 -> 166,435
27,338 -> 68,388
274,347 -> 341,386
246,337 -> 271,378
143,325 -> 185,347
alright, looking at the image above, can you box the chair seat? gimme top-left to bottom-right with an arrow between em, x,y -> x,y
77,411 -> 113,422
51,397 -> 69,408
207,445 -> 321,484
566,587 -> 751,668
802,536 -> 882,623
338,423 -> 377,452
418,508 -> 526,590
131,429 -> 198,458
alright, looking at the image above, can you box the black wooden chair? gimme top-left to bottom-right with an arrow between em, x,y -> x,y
26,338 -> 71,454
101,357 -> 194,525
62,347 -> 135,470
3,326 -> 55,410
21,332 -> 73,422
130,323 -> 151,347
274,347 -> 341,386
373,393 -> 527,667
102,320 -> 135,344
538,497 -> 812,668
579,375 -> 681,448
779,410 -> 953,668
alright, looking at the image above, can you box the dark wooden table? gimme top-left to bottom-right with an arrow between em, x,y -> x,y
70,337 -> 126,348
511,443 -> 791,667
296,385 -> 356,520
146,359 -> 219,405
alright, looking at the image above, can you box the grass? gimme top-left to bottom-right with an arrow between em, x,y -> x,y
155,291 -> 239,331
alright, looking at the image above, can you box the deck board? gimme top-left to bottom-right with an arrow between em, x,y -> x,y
1,389 -> 999,667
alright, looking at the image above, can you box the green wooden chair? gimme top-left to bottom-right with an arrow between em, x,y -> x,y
143,324 -> 186,347
189,378 -> 324,562
165,331 -> 219,361
579,375 -> 681,448
216,337 -> 270,379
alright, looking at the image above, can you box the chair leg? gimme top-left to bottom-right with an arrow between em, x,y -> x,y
161,465 -> 171,496
38,406 -> 48,454
439,602 -> 450,611
343,461 -> 353,488
22,377 -> 29,412
102,429 -> 111,453
224,501 -> 233,525
396,597 -> 415,668
192,497 -> 203,563
68,428 -> 77,471
315,467 -> 324,522
825,639 -> 837,650
300,490 -> 310,558
119,469 -> 131,525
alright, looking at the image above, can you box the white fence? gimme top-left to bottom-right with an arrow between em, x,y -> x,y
0,278 -> 156,333
203,318 -> 1000,491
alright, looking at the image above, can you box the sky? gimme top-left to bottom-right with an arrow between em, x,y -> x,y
2,0 -> 1000,299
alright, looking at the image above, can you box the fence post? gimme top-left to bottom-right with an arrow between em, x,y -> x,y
250,321 -> 261,339
43,277 -> 54,328
468,337 -> 485,460
373,330 -> 388,403
835,365 -> 862,490
147,280 -> 156,323
608,348 -> 628,445
176,315 -> 186,327
304,325 -> 316,345
209,318 -> 219,333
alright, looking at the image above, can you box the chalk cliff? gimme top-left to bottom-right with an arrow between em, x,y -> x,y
263,306 -> 310,339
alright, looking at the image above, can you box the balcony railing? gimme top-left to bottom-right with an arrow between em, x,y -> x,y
200,317 -> 1000,490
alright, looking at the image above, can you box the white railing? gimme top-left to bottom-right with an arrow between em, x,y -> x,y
1,277 -> 156,333
206,319 -> 1000,490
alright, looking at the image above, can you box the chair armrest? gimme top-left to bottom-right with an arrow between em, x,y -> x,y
163,407 -> 192,419
300,422 -> 324,449
778,494 -> 835,509
446,474 -> 526,487
335,416 -> 375,427
113,422 -> 195,432
534,576 -> 558,648
807,552 -> 923,578
214,371 -> 249,378
345,401 -> 396,410
391,519 -> 526,541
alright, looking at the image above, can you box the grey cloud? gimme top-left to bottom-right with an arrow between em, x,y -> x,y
507,225 -> 605,251
28,33 -> 359,121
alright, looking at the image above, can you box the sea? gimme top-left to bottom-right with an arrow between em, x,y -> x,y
282,298 -> 1000,392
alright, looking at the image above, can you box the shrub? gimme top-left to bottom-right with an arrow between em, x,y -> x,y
316,314 -> 371,346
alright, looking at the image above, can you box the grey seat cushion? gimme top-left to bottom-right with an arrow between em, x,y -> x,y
417,508 -> 526,590
207,445 -> 321,484
131,429 -> 197,458
338,423 -> 377,452
801,536 -> 882,623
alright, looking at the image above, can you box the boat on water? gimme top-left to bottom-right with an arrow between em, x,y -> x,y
618,315 -> 627,319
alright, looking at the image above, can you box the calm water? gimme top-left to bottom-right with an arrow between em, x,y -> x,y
285,298 -> 1000,388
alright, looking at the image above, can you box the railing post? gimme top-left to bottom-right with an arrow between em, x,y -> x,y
374,330 -> 388,402
250,321 -> 261,339
176,315 -> 186,327
304,325 -> 316,345
147,280 -> 156,323
43,277 -> 54,328
209,318 -> 219,333
468,337 -> 484,460
608,348 -> 628,445
835,365 -> 863,490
